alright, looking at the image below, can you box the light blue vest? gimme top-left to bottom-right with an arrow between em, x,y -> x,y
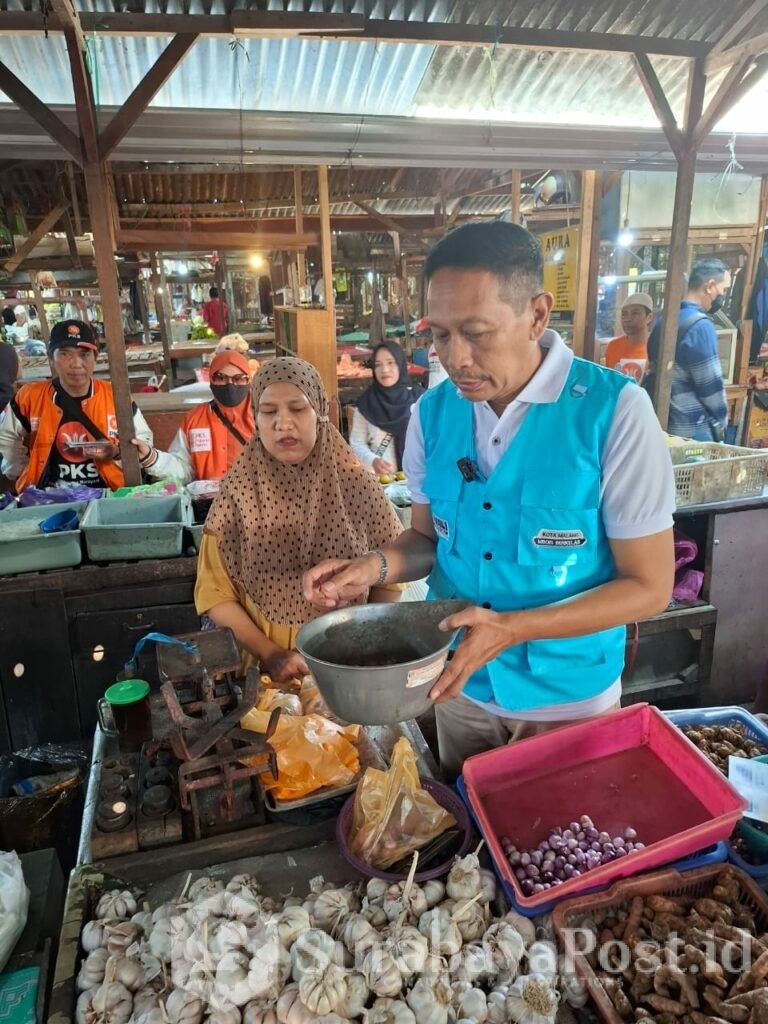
419,357 -> 632,712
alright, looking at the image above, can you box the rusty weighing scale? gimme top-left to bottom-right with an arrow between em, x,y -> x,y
89,628 -> 280,857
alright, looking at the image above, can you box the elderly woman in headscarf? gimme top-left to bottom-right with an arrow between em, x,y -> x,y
349,340 -> 422,476
132,349 -> 256,483
195,357 -> 404,682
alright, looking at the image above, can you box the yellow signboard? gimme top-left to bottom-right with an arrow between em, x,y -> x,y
539,226 -> 579,312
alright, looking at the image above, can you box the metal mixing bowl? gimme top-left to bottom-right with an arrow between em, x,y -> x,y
296,600 -> 469,725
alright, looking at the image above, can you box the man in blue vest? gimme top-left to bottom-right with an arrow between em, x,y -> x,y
304,222 -> 675,778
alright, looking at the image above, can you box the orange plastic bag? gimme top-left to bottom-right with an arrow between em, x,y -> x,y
240,707 -> 360,802
349,737 -> 456,869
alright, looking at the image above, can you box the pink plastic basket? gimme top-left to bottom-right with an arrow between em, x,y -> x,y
462,704 -> 746,910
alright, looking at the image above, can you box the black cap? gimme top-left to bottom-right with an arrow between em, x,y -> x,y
48,320 -> 99,356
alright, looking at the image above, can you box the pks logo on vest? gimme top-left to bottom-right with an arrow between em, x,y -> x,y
433,515 -> 450,540
532,528 -> 587,548
189,428 -> 212,453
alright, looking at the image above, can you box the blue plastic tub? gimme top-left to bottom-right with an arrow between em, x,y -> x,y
665,706 -> 768,749
456,775 -> 728,917
728,838 -> 768,889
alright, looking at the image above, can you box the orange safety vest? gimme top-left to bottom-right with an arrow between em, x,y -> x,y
183,401 -> 252,481
13,379 -> 127,491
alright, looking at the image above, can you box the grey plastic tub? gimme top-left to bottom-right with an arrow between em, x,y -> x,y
81,496 -> 187,561
0,501 -> 88,575
190,524 -> 204,553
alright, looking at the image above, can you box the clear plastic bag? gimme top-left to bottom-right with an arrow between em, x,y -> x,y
0,851 -> 30,973
349,737 -> 456,869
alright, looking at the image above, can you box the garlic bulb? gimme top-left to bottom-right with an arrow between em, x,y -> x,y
422,879 -> 445,909
96,890 -> 138,921
338,972 -> 369,1018
105,955 -> 144,993
446,849 -> 482,902
149,915 -> 190,962
185,889 -> 228,922
502,910 -> 536,948
298,963 -> 347,1016
340,913 -> 379,956
557,957 -> 587,1009
482,922 -> 525,976
418,906 -> 462,957
243,1001 -> 279,1024
505,973 -> 559,1024
478,869 -> 497,905
249,936 -> 291,1000
526,942 -> 558,981
82,919 -> 111,953
360,901 -> 388,931
456,987 -> 488,1024
362,948 -> 402,998
188,876 -> 224,902
382,881 -> 427,924
229,889 -> 263,926
132,986 -> 161,1018
171,958 -> 193,990
365,879 -> 388,907
76,989 -> 97,1024
276,984 -> 314,1024
210,920 -> 250,959
106,922 -> 141,957
77,948 -> 109,991
227,874 -> 261,897
449,943 -> 491,985
450,895 -> 488,943
131,911 -> 153,938
92,981 -> 133,1024
207,1005 -> 241,1024
185,960 -> 217,1003
405,973 -> 453,1024
366,998 -> 416,1024
486,991 -> 508,1024
291,929 -> 342,981
164,988 -> 204,1024
276,906 -> 311,949
383,924 -> 429,979
133,1010 -> 166,1024
313,888 -> 359,934
217,950 -> 257,1007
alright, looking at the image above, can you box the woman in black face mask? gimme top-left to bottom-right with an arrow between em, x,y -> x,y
132,351 -> 255,483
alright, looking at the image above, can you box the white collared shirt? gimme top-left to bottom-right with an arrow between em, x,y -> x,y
402,329 -> 676,722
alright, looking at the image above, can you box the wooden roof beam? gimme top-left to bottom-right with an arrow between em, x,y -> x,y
706,29 -> 768,74
117,228 -> 321,251
705,0 -> 768,62
0,11 -> 711,58
48,0 -> 98,164
631,53 -> 684,162
694,55 -> 768,146
99,34 -> 200,160
4,202 -> 68,273
0,61 -> 81,162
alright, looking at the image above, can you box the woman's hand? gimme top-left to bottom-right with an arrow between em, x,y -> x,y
302,554 -> 379,610
261,648 -> 309,683
372,457 -> 395,475
130,437 -> 153,461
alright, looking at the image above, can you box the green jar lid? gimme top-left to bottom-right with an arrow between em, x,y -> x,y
104,679 -> 150,706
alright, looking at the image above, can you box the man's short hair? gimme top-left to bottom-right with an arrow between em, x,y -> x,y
689,258 -> 729,290
423,221 -> 544,312
209,286 -> 219,298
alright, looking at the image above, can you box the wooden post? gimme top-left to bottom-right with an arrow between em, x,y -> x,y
151,254 -> 174,382
511,169 -> 522,225
135,271 -> 151,346
29,271 -> 50,343
391,231 -> 412,358
573,170 -> 602,360
82,162 -> 142,484
735,174 -> 768,380
294,167 -> 307,296
317,163 -> 339,427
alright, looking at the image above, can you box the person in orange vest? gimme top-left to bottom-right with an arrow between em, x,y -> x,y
0,319 -> 153,492
133,350 -> 255,483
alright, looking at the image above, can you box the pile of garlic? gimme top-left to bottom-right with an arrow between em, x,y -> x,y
75,852 -> 588,1024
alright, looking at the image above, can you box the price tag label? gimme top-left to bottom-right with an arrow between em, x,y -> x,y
728,756 -> 768,823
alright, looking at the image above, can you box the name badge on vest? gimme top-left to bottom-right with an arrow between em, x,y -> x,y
433,515 -> 450,541
533,528 -> 587,548
189,427 -> 212,453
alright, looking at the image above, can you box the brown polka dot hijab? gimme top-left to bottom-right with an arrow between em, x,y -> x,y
205,357 -> 403,628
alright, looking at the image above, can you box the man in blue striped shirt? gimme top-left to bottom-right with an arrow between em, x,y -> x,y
667,258 -> 730,441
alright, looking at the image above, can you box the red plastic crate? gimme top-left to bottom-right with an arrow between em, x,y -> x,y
462,704 -> 746,910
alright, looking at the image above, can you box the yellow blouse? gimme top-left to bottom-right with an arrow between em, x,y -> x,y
194,533 -> 404,671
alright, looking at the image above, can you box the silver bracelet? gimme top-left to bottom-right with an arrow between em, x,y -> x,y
369,549 -> 388,586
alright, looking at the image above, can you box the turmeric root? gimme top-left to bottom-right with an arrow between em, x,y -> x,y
682,944 -> 727,989
624,897 -> 645,947
702,987 -> 749,1023
695,900 -> 735,925
689,1012 -> 734,1024
648,896 -> 693,915
643,995 -> 688,1016
730,950 -> 768,997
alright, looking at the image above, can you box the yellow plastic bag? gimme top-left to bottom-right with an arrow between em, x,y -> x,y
240,708 -> 360,802
349,737 -> 456,869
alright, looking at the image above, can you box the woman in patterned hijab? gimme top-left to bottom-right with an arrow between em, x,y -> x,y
196,357 -> 403,681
